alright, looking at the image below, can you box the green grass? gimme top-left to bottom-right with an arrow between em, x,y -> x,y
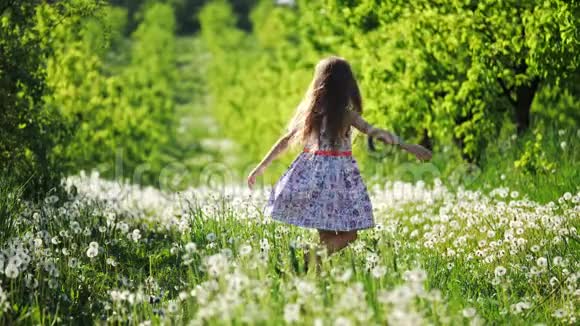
0,169 -> 578,325
357,124 -> 580,203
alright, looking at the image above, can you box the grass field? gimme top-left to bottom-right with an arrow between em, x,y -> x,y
0,171 -> 578,325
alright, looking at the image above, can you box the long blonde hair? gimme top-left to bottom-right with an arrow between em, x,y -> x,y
288,56 -> 362,149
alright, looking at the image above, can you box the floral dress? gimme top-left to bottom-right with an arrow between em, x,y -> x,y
264,116 -> 374,231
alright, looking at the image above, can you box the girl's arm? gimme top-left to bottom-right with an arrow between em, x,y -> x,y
247,128 -> 296,189
349,111 -> 399,144
350,111 -> 432,161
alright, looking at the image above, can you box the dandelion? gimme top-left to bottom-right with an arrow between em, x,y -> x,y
48,279 -> 58,289
552,309 -> 566,318
283,303 -> 300,323
462,307 -> 477,318
167,301 -> 178,314
510,301 -> 531,314
68,258 -> 79,268
371,265 -> 387,279
336,268 -> 353,283
531,245 -> 540,252
563,192 -> 572,201
206,233 -> 216,242
366,252 -> 379,265
536,257 -> 548,268
70,221 -> 81,234
239,244 -> 252,256
495,266 -> 507,277
131,229 -> 141,242
5,263 -> 19,279
185,242 -> 197,253
86,244 -> 99,258
403,269 -> 427,283
45,195 -> 59,205
221,248 -> 233,258
117,222 -> 129,234
560,141 -> 567,150
334,316 -> 352,326
9,256 -> 22,268
259,238 -> 270,251
204,253 -> 229,277
24,274 -> 38,289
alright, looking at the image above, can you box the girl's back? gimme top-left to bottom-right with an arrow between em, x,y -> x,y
304,117 -> 353,152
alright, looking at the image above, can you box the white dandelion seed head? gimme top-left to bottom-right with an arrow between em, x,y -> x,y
86,246 -> 98,258
462,307 -> 477,318
494,266 -> 507,277
4,263 -> 19,279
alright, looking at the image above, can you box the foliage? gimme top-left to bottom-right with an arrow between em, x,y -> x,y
0,1 -> 106,196
44,3 -> 185,186
200,0 -> 580,173
108,0 -> 257,34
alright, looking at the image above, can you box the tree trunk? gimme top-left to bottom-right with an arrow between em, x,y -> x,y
514,79 -> 539,134
453,113 -> 478,163
419,128 -> 433,150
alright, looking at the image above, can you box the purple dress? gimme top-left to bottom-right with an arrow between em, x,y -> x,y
264,119 -> 375,231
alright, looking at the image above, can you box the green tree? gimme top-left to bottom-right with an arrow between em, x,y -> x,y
0,0 -> 106,196
310,0 -> 580,160
200,0 -> 580,167
46,3 -> 179,185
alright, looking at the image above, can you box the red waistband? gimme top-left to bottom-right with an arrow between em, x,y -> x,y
303,148 -> 352,157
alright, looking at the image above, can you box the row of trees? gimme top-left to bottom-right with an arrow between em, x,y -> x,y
1,1 -> 109,194
200,0 -> 580,175
45,2 -> 180,185
1,1 -> 203,195
109,0 -> 257,34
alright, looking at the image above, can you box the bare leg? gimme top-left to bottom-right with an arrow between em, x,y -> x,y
304,230 -> 358,272
319,230 -> 358,255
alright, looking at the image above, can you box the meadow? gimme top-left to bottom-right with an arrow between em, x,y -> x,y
0,170 -> 578,324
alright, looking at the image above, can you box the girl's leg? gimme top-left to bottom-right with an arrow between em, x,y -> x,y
318,230 -> 358,255
304,230 -> 358,272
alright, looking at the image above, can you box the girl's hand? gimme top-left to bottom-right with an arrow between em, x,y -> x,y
247,166 -> 264,190
370,129 -> 398,145
403,143 -> 433,161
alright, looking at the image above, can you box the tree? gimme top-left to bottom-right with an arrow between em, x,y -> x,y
317,0 -> 580,160
0,0 -> 106,196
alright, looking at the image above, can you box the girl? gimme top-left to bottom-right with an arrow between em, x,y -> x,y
247,56 -> 431,260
